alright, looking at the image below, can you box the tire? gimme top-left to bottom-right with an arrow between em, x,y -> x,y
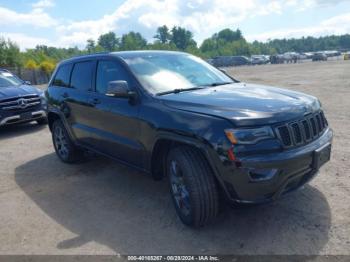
52,119 -> 85,163
167,146 -> 219,227
36,117 -> 48,125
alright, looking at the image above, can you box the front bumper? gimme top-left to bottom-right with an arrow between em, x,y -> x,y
214,128 -> 333,204
0,110 -> 46,126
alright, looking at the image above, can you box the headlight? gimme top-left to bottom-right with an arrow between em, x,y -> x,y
309,99 -> 321,111
40,92 -> 47,107
225,126 -> 275,145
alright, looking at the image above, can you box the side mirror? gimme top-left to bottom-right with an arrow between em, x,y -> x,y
106,80 -> 136,98
24,81 -> 31,85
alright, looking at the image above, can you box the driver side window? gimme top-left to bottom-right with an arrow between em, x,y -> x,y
96,60 -> 131,95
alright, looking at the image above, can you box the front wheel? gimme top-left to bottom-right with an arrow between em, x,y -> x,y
167,146 -> 219,227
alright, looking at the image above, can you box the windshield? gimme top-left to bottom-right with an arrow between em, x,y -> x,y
0,71 -> 23,87
123,53 -> 234,95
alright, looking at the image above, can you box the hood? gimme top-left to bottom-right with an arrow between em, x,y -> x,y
159,83 -> 320,126
0,84 -> 42,100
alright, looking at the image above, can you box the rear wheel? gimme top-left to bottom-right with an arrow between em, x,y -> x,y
52,119 -> 84,163
167,146 -> 219,227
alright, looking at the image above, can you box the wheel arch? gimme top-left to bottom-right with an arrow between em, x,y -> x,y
150,132 -> 226,192
47,111 -> 60,131
47,110 -> 77,145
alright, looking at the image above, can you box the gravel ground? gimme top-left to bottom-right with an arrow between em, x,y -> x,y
0,60 -> 349,255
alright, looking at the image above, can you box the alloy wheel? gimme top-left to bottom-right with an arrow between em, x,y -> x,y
169,160 -> 191,216
53,125 -> 69,159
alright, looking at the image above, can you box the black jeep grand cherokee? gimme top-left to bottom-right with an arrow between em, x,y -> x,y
46,51 -> 333,227
0,69 -> 47,126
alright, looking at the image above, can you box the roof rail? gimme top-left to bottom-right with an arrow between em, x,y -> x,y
71,51 -> 111,59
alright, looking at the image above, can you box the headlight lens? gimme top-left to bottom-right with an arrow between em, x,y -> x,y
40,92 -> 47,108
225,126 -> 275,145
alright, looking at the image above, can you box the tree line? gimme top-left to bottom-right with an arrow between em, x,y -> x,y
1,26 -> 350,73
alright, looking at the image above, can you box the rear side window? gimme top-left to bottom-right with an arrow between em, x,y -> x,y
52,64 -> 72,87
96,60 -> 132,95
71,61 -> 94,91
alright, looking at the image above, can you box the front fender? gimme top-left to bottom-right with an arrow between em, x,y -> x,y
151,131 -> 231,199
47,106 -> 78,144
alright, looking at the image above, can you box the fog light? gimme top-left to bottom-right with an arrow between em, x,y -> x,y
248,168 -> 278,182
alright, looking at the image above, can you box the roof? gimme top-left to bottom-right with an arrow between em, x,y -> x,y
59,50 -> 188,65
113,50 -> 187,59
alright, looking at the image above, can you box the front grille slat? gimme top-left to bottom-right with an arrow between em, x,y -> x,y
291,123 -> 302,144
0,100 -> 19,106
0,94 -> 39,103
302,120 -> 311,140
276,111 -> 328,148
320,111 -> 328,127
315,114 -> 322,132
277,126 -> 292,147
2,101 -> 40,110
310,117 -> 317,137
0,95 -> 40,111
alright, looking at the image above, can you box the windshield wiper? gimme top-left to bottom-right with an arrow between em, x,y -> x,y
205,81 -> 233,87
156,82 -> 234,96
156,87 -> 205,96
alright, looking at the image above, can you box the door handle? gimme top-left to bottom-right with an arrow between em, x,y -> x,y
88,98 -> 101,105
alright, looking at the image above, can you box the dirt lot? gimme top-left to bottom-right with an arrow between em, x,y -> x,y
0,60 -> 349,255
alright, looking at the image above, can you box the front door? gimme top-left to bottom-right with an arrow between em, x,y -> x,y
86,59 -> 143,167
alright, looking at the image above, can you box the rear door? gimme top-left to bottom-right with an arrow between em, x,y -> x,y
84,58 -> 142,167
49,62 -> 74,128
63,60 -> 96,145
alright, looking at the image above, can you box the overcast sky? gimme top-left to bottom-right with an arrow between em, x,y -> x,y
1,0 -> 350,50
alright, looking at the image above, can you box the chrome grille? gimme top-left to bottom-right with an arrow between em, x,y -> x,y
0,95 -> 40,111
276,111 -> 329,148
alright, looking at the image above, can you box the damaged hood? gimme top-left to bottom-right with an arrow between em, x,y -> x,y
159,82 -> 320,126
